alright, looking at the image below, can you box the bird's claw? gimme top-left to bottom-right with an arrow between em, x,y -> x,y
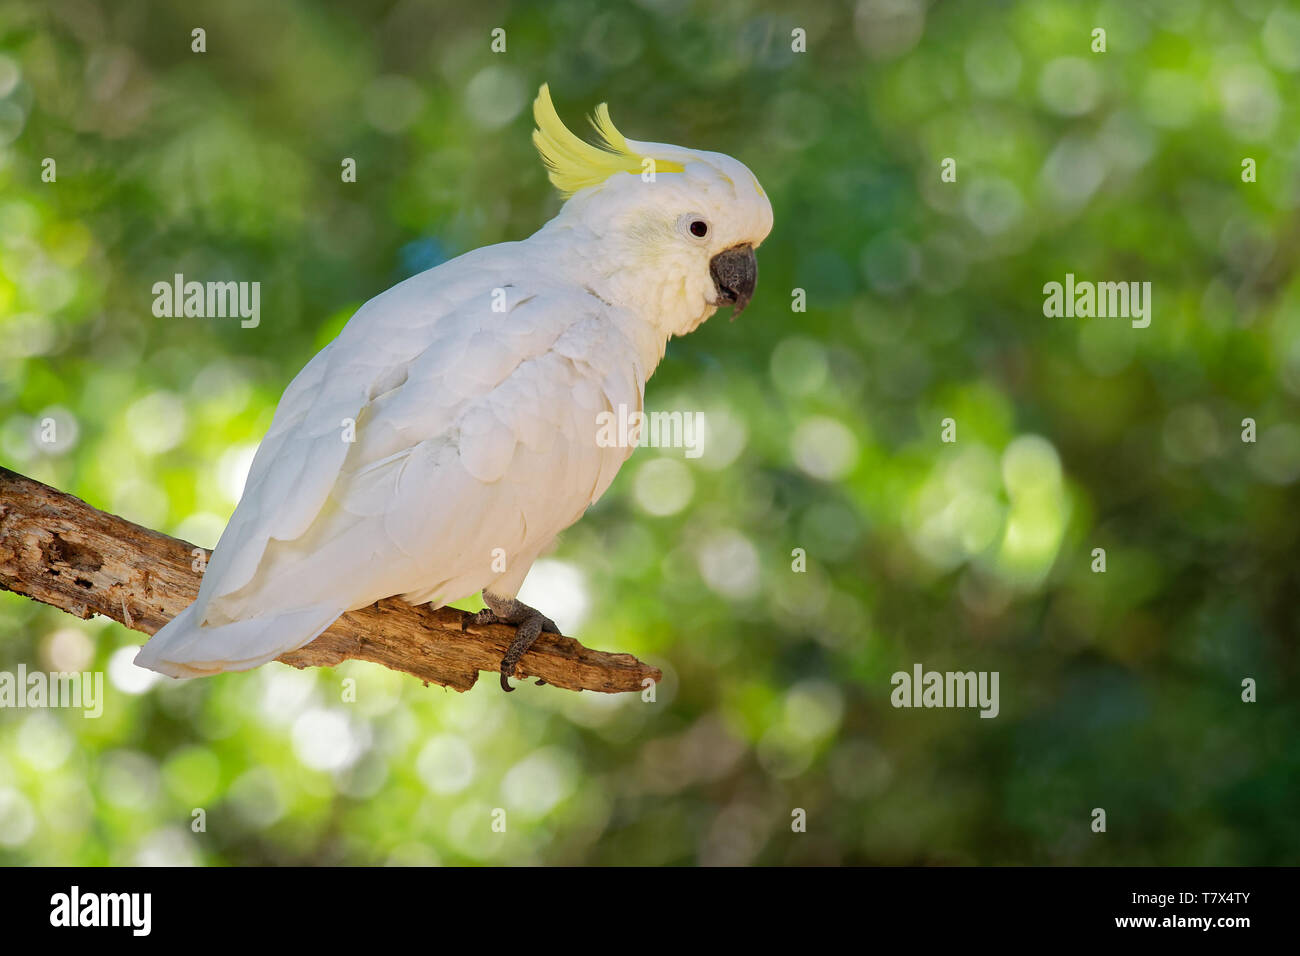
461,607 -> 497,632
467,594 -> 560,691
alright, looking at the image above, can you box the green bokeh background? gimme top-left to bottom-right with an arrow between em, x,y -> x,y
2,0 -> 1298,865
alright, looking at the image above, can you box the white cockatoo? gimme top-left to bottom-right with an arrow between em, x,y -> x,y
136,84 -> 773,689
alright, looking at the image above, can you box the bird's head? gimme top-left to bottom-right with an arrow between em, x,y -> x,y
531,84 -> 773,337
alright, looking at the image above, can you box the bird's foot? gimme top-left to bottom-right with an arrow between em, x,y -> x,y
461,608 -> 498,630
464,594 -> 561,691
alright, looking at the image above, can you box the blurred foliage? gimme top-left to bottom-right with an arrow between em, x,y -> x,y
1,0 -> 1299,865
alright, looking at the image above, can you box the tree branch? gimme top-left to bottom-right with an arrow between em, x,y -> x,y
0,468 -> 660,694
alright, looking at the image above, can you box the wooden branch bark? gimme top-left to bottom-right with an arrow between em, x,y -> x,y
0,468 -> 660,694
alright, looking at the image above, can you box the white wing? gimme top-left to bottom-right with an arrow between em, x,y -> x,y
136,242 -> 647,676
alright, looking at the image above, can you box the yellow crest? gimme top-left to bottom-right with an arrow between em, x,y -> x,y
532,84 -> 685,198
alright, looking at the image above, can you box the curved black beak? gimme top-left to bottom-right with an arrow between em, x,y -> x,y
709,243 -> 757,321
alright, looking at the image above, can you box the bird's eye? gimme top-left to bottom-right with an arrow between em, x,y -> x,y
677,213 -> 711,241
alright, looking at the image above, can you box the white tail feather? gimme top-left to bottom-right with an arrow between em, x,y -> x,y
134,603 -> 343,679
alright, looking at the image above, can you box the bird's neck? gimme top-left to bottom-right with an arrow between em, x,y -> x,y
528,221 -> 718,376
